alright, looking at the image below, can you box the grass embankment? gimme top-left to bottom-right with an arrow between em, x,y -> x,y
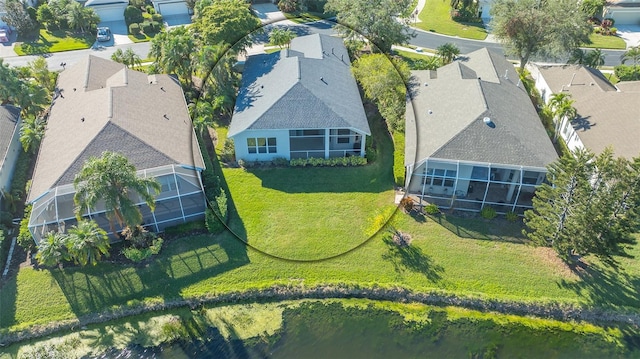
2,299 -> 634,358
414,0 -> 487,40
584,33 -> 627,50
15,29 -> 94,55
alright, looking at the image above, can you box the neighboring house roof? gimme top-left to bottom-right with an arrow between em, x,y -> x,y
28,55 -> 204,202
406,48 -> 557,169
0,105 -> 21,170
229,33 -> 370,137
536,64 -> 640,159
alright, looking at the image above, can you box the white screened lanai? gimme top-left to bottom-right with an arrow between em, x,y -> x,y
28,164 -> 206,244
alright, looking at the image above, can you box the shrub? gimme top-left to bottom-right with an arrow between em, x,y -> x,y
205,207 -> 224,234
594,26 -> 601,34
17,205 -> 34,250
614,65 -> 640,81
365,139 -> 377,163
480,206 -> 497,220
289,156 -> 367,167
0,228 -> 6,274
424,203 -> 439,215
278,0 -> 300,13
122,225 -> 157,249
610,27 -> 617,35
399,197 -> 414,213
141,21 -> 154,34
124,5 -> 144,25
505,211 -> 519,222
164,220 -> 206,236
151,13 -> 163,22
220,138 -> 235,162
129,23 -> 141,35
150,21 -> 162,32
272,157 -> 289,167
146,5 -> 155,14
122,237 -> 163,262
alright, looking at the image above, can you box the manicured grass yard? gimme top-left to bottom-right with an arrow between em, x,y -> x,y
15,29 -> 95,55
584,33 -> 627,50
283,11 -> 333,24
414,0 -> 487,40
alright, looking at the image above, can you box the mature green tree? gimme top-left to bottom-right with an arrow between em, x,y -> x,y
547,93 -> 576,142
74,151 -> 161,232
189,100 -> 216,137
585,48 -> 605,68
1,0 -> 38,34
28,57 -> 55,92
66,220 -> 110,266
269,27 -> 296,49
490,0 -> 591,70
581,0 -> 606,18
19,116 -> 46,153
197,44 -> 239,116
112,48 -> 142,69
0,59 -> 22,105
325,0 -> 413,53
524,148 -> 640,264
66,2 -> 100,33
193,0 -> 261,54
14,82 -> 49,117
35,232 -> 70,268
436,43 -> 460,65
352,53 -> 410,132
149,26 -> 197,86
567,48 -> 587,65
36,3 -> 56,29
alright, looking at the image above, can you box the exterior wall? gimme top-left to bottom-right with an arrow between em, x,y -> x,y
0,115 -> 21,204
604,5 -> 640,26
407,158 -> 547,214
232,129 -> 290,162
28,165 -> 206,244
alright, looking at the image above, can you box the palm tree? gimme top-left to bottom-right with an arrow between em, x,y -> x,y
73,151 -> 161,232
19,116 -> 46,154
35,232 -> 70,268
189,100 -> 215,137
14,82 -> 49,118
567,48 -> 587,65
436,43 -> 460,65
585,48 -> 605,68
66,2 -> 99,33
269,28 -> 296,49
151,26 -> 196,87
66,220 -> 110,266
548,93 -> 577,142
123,48 -> 142,69
621,46 -> 640,66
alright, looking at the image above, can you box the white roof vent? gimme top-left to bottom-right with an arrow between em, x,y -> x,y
483,117 -> 496,128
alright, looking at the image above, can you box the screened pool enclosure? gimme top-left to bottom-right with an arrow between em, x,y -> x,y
28,164 -> 206,244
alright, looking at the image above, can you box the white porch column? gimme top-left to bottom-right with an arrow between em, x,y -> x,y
506,169 -> 520,202
325,129 -> 330,159
360,134 -> 366,157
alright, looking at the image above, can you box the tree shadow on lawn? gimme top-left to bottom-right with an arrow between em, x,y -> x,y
428,213 -> 527,244
557,260 -> 640,309
381,236 -> 444,282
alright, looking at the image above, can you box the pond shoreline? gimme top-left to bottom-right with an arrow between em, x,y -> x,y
2,283 -> 640,347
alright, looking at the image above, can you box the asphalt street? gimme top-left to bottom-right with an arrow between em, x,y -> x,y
0,21 -> 628,69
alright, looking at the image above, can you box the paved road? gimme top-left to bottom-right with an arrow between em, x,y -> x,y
0,21 -> 627,69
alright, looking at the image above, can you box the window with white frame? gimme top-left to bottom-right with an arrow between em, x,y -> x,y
247,137 -> 277,154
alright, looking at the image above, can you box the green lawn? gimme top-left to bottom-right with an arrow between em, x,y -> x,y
15,29 -> 94,55
414,0 -> 487,40
393,49 -> 438,69
283,11 -> 333,24
584,33 -> 627,50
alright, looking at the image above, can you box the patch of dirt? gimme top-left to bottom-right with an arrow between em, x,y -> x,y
532,247 -> 580,280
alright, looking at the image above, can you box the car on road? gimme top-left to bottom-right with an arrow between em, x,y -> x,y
0,26 -> 11,43
96,27 -> 111,42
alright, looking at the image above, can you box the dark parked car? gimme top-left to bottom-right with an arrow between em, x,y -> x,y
96,27 -> 111,42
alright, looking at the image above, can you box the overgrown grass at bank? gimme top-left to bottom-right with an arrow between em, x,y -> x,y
3,299 -> 636,358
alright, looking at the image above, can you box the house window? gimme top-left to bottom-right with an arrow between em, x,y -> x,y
337,129 -> 351,144
247,137 -> 277,154
424,168 -> 457,187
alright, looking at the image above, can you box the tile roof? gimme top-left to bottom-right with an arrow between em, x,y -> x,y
28,56 -> 204,202
406,48 -> 558,169
0,105 -> 20,171
229,33 -> 370,137
536,64 -> 640,159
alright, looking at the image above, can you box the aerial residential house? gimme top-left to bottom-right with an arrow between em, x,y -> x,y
0,105 -> 22,209
27,56 -> 206,244
229,33 -> 370,162
151,0 -> 191,18
405,48 -> 558,214
531,64 -> 640,159
84,0 -> 129,22
603,0 -> 640,26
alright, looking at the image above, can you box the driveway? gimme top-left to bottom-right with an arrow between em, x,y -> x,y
616,25 -> 640,48
94,20 -> 132,48
0,29 -> 18,57
251,3 -> 290,25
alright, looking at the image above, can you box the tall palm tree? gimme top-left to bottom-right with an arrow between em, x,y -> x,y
621,46 -> 640,66
567,48 -> 587,65
35,232 -> 70,268
548,93 -> 577,143
436,43 -> 460,65
19,116 -> 46,154
151,26 -> 196,87
73,151 -> 161,232
585,48 -> 605,68
66,2 -> 89,32
123,48 -> 142,70
67,220 -> 110,266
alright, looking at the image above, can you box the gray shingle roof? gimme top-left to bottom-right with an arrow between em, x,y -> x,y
0,105 -> 20,172
535,64 -> 640,159
28,56 -> 204,202
229,33 -> 370,137
406,48 -> 557,169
